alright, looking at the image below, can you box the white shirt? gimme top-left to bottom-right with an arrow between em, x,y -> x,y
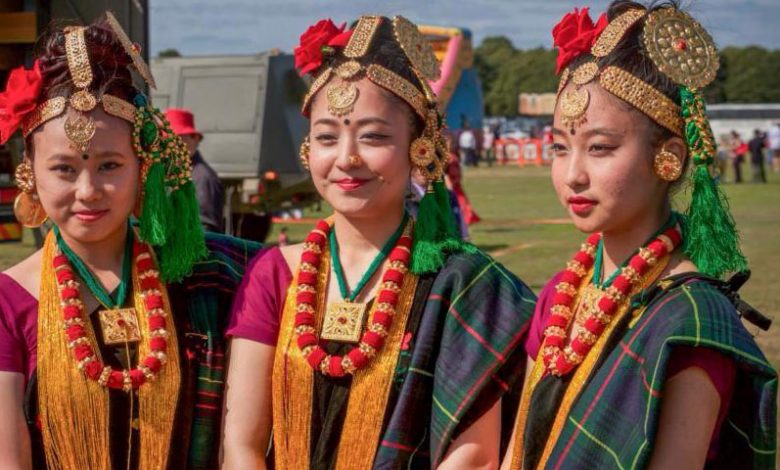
767,125 -> 780,150
459,130 -> 476,149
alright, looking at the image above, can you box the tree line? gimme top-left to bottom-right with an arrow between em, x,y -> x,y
475,36 -> 780,117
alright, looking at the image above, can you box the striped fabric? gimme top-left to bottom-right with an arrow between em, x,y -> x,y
168,233 -> 261,469
374,250 -> 536,467
541,279 -> 777,469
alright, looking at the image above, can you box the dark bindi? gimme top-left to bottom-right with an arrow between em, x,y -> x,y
82,154 -> 89,161
343,118 -> 351,126
569,128 -> 576,136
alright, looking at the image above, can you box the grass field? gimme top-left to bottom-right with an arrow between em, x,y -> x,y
2,165 -> 779,368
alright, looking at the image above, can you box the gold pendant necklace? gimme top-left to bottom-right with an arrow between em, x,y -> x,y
97,307 -> 141,345
322,301 -> 368,343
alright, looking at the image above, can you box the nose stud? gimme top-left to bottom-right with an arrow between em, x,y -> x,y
348,155 -> 363,167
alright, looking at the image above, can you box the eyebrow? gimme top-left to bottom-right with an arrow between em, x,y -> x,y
581,127 -> 625,138
312,117 -> 392,127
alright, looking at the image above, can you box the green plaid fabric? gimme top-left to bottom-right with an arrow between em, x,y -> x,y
374,250 -> 536,467
541,279 -> 777,469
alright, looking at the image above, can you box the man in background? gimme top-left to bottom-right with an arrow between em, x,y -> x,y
768,122 -> 780,173
165,108 -> 225,232
748,129 -> 767,183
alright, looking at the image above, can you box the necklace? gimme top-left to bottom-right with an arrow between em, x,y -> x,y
55,224 -> 140,345
324,213 -> 408,343
541,225 -> 682,376
54,229 -> 170,391
295,217 -> 413,377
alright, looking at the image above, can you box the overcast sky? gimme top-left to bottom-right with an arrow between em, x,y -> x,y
149,0 -> 779,57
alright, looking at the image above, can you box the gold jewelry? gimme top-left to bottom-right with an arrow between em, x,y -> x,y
557,67 -> 571,96
344,16 -> 382,59
64,27 -> 98,152
392,16 -> 441,81
98,308 -> 142,345
654,147 -> 683,181
598,66 -> 683,136
365,64 -> 428,119
64,27 -> 93,89
559,88 -> 590,131
22,94 -> 135,138
301,67 -> 332,115
348,154 -> 363,167
105,11 -> 157,89
101,94 -> 137,122
13,161 -> 47,227
591,8 -> 645,57
642,8 -> 719,89
326,80 -> 360,117
299,136 -> 310,170
572,60 -> 599,86
410,136 -> 436,168
335,60 -> 363,80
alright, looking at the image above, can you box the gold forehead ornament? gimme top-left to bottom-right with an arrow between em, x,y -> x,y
105,11 -> 157,89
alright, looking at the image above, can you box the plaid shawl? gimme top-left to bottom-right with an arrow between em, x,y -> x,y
168,233 -> 261,469
540,278 -> 777,469
374,250 -> 536,468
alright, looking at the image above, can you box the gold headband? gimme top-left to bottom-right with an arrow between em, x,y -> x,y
591,8 -> 644,57
22,94 -> 137,138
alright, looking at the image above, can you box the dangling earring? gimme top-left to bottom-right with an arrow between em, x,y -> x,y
299,136 -> 310,170
653,147 -> 683,182
13,161 -> 48,228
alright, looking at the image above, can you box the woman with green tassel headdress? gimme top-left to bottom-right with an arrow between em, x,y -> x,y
506,2 -> 776,469
222,15 -> 536,469
0,13 -> 260,469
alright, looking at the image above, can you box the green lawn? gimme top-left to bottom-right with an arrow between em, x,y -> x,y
3,165 -> 779,367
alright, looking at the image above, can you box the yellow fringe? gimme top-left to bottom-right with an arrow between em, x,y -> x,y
37,230 -> 180,470
272,243 -> 418,469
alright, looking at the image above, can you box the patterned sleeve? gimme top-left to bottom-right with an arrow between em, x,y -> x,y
428,251 -> 537,463
226,246 -> 293,346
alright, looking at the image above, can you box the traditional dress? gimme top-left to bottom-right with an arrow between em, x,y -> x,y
228,245 -> 535,468
0,233 -> 260,469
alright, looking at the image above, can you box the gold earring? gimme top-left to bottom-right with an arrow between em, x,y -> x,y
299,136 -> 310,170
13,161 -> 48,228
654,147 -> 683,182
348,154 -> 363,167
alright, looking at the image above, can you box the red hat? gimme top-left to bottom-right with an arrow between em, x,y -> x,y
164,108 -> 202,138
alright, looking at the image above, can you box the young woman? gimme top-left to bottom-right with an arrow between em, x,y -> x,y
504,2 -> 776,469
222,16 -> 536,469
0,16 -> 258,469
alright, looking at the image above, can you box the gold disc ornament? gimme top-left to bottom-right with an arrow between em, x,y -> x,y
64,114 -> 97,152
654,149 -> 683,181
326,81 -> 360,117
69,89 -> 97,112
14,192 -> 47,228
410,136 -> 436,168
560,87 -> 590,131
642,8 -> 719,89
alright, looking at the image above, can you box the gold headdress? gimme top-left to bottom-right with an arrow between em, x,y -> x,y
297,15 -> 471,274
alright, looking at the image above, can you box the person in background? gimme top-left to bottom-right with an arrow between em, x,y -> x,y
482,124 -> 495,167
748,129 -> 767,183
277,226 -> 289,246
165,108 -> 225,232
730,130 -> 746,183
715,133 -> 731,182
768,121 -> 780,173
458,120 -> 478,167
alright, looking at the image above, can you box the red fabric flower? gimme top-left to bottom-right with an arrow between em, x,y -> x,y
294,19 -> 353,76
552,8 -> 608,74
0,60 -> 43,144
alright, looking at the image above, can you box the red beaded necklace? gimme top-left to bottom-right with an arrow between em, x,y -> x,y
541,226 -> 682,376
295,219 -> 412,377
55,237 -> 170,392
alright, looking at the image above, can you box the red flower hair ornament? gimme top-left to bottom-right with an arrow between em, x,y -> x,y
294,19 -> 353,76
552,7 -> 608,74
0,60 -> 43,144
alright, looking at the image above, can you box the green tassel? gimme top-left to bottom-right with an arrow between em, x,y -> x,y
158,181 -> 207,282
411,180 -> 477,274
680,87 -> 747,278
139,162 -> 171,245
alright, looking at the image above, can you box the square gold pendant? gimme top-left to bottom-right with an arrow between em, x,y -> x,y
321,301 -> 368,343
98,308 -> 141,345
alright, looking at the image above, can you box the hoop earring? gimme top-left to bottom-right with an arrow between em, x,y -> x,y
299,136 -> 310,170
348,154 -> 363,167
13,161 -> 48,228
653,147 -> 683,182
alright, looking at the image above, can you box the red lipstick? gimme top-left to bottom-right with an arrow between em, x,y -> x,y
74,209 -> 109,222
567,196 -> 597,216
334,178 -> 370,191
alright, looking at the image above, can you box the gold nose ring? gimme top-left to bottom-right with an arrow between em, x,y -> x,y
348,155 -> 363,167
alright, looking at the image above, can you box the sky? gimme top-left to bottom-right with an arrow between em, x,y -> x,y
149,0 -> 780,57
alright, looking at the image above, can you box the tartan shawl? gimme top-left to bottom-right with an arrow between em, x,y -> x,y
541,278 -> 777,469
373,250 -> 536,468
168,233 -> 261,469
